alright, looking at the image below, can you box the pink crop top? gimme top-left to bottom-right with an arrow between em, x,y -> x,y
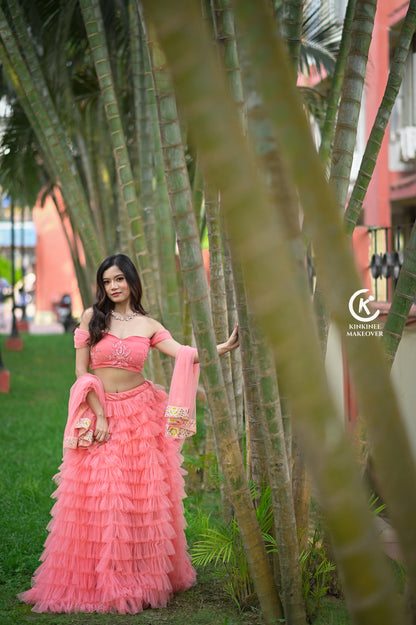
74,328 -> 172,374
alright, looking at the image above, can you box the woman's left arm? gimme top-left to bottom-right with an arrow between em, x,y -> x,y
214,324 -> 239,358
154,324 -> 239,363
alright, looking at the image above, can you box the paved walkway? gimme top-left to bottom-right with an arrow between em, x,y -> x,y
0,316 -> 65,336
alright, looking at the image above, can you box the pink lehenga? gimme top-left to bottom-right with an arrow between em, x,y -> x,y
19,330 -> 198,614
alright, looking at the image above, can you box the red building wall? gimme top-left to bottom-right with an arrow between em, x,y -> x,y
365,0 -> 411,227
33,196 -> 83,319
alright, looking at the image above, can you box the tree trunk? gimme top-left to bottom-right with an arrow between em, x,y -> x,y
205,190 -> 237,429
383,222 -> 416,364
129,1 -> 161,299
233,0 -> 416,614
205,188 -> 235,519
344,0 -> 416,236
252,324 -> 307,625
143,16 -> 283,622
318,0 -> 357,168
280,0 -> 304,74
139,6 -> 183,339
79,0 -> 159,317
221,229 -> 244,449
291,434 -> 312,552
146,0 -> 410,621
329,0 -> 376,211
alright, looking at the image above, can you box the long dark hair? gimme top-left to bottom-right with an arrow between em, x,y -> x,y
88,254 -> 147,346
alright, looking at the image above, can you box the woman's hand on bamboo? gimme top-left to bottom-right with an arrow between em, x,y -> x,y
218,324 -> 239,356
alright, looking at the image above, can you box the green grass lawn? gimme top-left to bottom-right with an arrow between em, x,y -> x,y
0,333 -> 350,625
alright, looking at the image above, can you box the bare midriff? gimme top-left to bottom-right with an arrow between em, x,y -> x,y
92,367 -> 146,393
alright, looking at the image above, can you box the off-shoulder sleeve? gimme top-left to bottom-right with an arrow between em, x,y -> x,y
150,329 -> 172,347
74,328 -> 90,348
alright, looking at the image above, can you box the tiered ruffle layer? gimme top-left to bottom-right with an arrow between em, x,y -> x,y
19,381 -> 196,613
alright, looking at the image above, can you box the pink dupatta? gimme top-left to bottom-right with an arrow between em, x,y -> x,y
165,345 -> 199,439
63,373 -> 105,450
63,346 -> 199,449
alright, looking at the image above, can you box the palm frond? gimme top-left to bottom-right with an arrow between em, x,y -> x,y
191,526 -> 236,566
0,102 -> 46,205
299,40 -> 337,77
276,0 -> 342,78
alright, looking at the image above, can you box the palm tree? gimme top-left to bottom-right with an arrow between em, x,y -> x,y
0,0 -> 104,272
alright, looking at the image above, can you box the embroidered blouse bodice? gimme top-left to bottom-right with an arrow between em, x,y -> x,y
74,328 -> 172,374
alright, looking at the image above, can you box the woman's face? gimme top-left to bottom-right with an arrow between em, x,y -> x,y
102,265 -> 131,305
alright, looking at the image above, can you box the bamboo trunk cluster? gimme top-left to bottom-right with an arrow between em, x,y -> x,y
142,0 -> 416,623
2,1 -> 416,623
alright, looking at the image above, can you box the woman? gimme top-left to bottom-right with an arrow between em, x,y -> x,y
19,253 -> 238,614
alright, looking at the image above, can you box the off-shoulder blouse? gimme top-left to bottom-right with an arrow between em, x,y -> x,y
74,328 -> 172,374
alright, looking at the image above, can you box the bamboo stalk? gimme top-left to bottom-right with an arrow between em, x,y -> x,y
143,0 -> 410,621
144,18 -> 283,621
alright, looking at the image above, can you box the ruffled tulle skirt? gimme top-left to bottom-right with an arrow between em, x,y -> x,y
18,381 -> 196,613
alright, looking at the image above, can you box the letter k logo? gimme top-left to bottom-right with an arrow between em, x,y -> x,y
349,289 -> 380,322
358,294 -> 374,316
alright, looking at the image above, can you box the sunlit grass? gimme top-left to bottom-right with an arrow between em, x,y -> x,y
0,334 -> 255,625
0,334 -> 74,599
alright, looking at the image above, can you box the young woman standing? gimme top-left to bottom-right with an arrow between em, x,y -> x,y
19,254 -> 238,614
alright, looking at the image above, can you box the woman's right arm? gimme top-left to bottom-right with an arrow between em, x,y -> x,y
74,309 -> 110,444
75,308 -> 93,378
87,391 -> 109,443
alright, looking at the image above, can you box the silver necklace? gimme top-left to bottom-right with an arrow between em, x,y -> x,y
111,310 -> 138,322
